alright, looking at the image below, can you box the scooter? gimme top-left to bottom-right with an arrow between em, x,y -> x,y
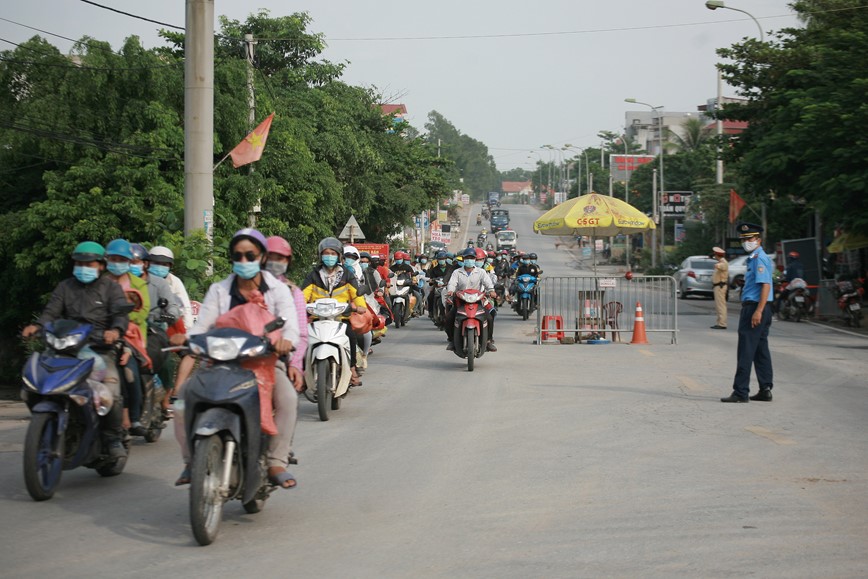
431,277 -> 447,329
836,280 -> 863,328
21,320 -> 128,501
303,298 -> 353,421
389,272 -> 412,328
179,317 -> 286,545
513,274 -> 538,320
449,289 -> 489,372
130,298 -> 174,442
777,278 -> 813,322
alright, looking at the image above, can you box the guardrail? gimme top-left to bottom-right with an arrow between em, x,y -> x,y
534,275 -> 678,345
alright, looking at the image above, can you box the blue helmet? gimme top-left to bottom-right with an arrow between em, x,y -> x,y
462,247 -> 477,259
105,239 -> 133,260
435,251 -> 447,260
130,243 -> 149,261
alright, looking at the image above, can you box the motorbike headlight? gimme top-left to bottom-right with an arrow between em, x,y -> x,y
312,303 -> 339,318
46,332 -> 84,351
206,336 -> 246,361
241,343 -> 267,358
462,293 -> 482,303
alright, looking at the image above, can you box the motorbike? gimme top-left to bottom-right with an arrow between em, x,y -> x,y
476,214 -> 482,226
431,277 -> 447,329
493,282 -> 507,307
513,274 -> 538,320
476,233 -> 487,247
776,278 -> 814,322
389,272 -> 412,328
835,280 -> 863,328
131,298 -> 175,443
179,317 -> 286,545
21,320 -> 128,501
303,298 -> 353,421
449,289 -> 489,372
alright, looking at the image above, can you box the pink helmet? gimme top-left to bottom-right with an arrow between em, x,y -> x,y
266,236 -> 293,258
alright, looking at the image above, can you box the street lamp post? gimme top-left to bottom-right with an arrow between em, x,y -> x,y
563,145 -> 590,196
706,0 -> 767,246
625,98 -> 665,268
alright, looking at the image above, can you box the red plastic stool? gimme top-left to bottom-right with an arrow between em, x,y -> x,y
541,315 -> 565,342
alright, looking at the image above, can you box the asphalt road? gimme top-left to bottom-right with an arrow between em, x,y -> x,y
1,204 -> 867,578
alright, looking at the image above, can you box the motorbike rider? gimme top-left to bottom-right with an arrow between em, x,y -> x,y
265,236 -> 308,390
445,247 -> 498,352
344,245 -> 374,371
105,239 -> 152,434
301,237 -> 368,387
426,251 -> 449,316
390,250 -> 420,319
170,229 -> 301,489
22,241 -> 130,459
476,213 -> 482,226
147,246 -> 194,332
776,251 -> 806,314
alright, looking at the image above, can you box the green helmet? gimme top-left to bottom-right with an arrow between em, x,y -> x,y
71,241 -> 106,262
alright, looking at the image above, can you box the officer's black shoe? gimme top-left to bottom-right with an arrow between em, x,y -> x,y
720,393 -> 749,403
710,325 -> 727,330
486,341 -> 497,352
749,389 -> 773,402
446,342 -> 455,351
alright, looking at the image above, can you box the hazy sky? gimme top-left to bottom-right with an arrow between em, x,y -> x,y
1,1 -> 801,170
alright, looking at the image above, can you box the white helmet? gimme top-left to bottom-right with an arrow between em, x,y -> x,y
147,245 -> 174,264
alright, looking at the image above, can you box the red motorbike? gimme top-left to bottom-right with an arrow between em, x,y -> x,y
449,288 -> 489,372
836,280 -> 863,328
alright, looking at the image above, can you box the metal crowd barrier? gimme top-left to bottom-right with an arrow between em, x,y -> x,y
534,275 -> 678,345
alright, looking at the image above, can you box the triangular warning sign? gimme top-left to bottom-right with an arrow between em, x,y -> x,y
338,215 -> 366,241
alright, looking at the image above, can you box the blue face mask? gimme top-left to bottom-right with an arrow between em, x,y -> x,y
321,255 -> 339,268
464,259 -> 476,268
344,258 -> 357,267
233,261 -> 260,279
73,265 -> 99,284
445,259 -> 453,265
395,259 -> 404,265
522,259 -> 530,265
129,264 -> 144,277
420,259 -> 427,265
149,264 -> 170,278
361,262 -> 370,270
107,261 -> 130,276
532,260 -> 538,265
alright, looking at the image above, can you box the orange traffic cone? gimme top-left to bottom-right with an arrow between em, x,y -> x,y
630,301 -> 649,345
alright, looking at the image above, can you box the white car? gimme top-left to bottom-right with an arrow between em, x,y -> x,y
728,253 -> 776,289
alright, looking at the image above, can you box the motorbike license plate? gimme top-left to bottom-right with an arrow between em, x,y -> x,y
794,296 -> 805,303
849,303 -> 861,311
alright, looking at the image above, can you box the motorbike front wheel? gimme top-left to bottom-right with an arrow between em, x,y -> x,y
466,327 -> 477,372
316,358 -> 333,422
23,412 -> 65,501
190,435 -> 227,546
521,298 -> 529,321
393,303 -> 404,328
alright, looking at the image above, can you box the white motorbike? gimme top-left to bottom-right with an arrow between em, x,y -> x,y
389,272 -> 412,328
303,298 -> 353,421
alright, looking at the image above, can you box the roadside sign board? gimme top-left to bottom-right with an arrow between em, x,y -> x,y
661,191 -> 693,216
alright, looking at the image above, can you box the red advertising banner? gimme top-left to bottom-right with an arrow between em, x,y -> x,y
609,154 -> 655,181
354,243 -> 390,266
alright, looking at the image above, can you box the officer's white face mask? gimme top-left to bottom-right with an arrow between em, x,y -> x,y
742,239 -> 760,253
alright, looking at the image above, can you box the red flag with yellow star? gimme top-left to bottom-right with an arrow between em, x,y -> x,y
229,113 -> 274,168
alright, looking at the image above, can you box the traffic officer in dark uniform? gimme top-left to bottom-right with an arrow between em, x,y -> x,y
722,223 -> 775,403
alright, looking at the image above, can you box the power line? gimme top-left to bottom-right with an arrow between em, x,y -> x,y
0,16 -> 123,56
77,0 -> 184,31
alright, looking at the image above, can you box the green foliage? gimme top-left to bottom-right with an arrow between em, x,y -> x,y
717,0 -> 868,234
424,111 -> 498,199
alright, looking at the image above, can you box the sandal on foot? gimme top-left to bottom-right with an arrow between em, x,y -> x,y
267,468 -> 297,489
175,466 -> 191,486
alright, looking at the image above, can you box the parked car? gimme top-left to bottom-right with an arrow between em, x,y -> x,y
675,256 -> 717,299
428,241 -> 447,256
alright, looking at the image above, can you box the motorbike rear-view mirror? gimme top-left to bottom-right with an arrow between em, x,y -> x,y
264,317 -> 286,333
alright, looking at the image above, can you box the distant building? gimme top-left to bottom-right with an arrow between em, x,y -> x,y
624,110 -> 696,155
698,96 -> 749,136
501,181 -> 533,196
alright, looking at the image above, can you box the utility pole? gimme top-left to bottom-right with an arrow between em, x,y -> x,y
184,0 -> 214,241
652,168 -> 658,268
245,33 -> 260,228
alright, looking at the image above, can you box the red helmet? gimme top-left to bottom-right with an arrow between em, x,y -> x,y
266,236 -> 293,258
487,251 -> 496,259
474,247 -> 486,261
788,250 -> 800,258
395,250 -> 410,261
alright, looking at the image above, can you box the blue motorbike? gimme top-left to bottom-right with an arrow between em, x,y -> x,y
513,274 -> 538,320
21,320 -> 127,501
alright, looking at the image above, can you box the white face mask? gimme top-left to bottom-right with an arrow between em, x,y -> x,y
742,240 -> 760,253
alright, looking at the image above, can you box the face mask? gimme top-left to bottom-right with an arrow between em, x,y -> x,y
742,240 -> 760,253
265,261 -> 287,277
532,260 -> 538,265
361,262 -> 370,270
395,259 -> 404,265
129,264 -> 144,277
149,264 -> 170,279
73,265 -> 99,284
486,258 -> 493,264
107,261 -> 130,276
321,255 -> 339,268
233,261 -> 260,279
464,259 -> 476,268
522,260 -> 530,265
345,258 -> 357,267
445,259 -> 453,265
421,259 -> 427,264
